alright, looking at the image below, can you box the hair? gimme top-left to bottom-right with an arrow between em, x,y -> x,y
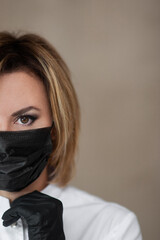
0,31 -> 80,186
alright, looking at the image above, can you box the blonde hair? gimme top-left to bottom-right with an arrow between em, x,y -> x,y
0,31 -> 80,186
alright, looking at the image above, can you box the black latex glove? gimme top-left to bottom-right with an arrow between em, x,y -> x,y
2,191 -> 65,240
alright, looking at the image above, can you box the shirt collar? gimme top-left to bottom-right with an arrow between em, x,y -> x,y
41,183 -> 63,199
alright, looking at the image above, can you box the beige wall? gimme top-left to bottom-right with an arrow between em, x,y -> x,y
0,0 -> 160,239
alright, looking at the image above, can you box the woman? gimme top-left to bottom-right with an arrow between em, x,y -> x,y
0,32 -> 142,240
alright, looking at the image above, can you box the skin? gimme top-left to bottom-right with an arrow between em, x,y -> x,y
0,71 -> 52,202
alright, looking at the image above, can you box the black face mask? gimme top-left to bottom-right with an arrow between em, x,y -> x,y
0,125 -> 53,192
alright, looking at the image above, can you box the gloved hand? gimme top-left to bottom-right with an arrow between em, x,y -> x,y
2,191 -> 65,240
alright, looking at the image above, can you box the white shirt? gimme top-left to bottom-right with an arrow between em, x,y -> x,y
0,184 -> 142,240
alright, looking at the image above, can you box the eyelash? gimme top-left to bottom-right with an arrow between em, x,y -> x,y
14,114 -> 38,126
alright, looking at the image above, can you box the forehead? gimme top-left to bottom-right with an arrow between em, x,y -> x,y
0,71 -> 48,112
0,70 -> 41,86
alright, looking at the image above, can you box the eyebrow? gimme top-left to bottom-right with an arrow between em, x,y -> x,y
11,106 -> 41,117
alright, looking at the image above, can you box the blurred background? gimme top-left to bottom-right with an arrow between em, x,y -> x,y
0,0 -> 160,239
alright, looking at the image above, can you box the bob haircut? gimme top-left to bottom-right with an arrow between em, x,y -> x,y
0,31 -> 80,186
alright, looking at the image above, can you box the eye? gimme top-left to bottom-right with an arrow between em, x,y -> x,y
15,115 -> 38,126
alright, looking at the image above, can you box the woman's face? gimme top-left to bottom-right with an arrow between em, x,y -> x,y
0,71 -> 52,131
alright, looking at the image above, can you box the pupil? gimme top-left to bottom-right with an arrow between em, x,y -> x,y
21,116 -> 29,123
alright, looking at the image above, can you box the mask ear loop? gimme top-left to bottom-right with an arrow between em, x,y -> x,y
51,121 -> 54,128
50,121 -> 54,134
47,121 -> 55,181
50,121 -> 55,141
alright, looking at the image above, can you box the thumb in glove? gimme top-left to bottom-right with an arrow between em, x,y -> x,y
2,191 -> 65,240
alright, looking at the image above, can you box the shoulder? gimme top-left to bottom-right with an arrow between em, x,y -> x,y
43,184 -> 142,239
44,184 -> 137,220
